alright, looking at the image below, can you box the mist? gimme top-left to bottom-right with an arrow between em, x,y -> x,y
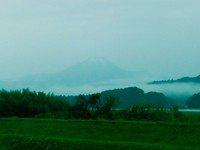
141,83 -> 200,102
0,0 -> 200,102
24,79 -> 200,100
0,0 -> 200,81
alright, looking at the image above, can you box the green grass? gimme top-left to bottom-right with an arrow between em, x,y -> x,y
0,118 -> 200,150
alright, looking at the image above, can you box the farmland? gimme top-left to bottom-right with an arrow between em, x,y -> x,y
0,118 -> 200,150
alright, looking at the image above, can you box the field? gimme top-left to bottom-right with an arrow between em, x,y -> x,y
0,119 -> 200,150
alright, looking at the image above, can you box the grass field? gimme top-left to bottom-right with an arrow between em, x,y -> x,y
0,118 -> 200,150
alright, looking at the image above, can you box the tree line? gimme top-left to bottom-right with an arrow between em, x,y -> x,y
0,89 -> 183,121
0,89 -> 69,118
0,89 -> 199,121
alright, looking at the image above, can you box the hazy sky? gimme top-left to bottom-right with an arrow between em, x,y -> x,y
1,0 -> 200,81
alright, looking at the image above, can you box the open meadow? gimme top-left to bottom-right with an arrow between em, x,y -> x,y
0,118 -> 200,150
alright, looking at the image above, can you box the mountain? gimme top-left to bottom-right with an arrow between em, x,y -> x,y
101,87 -> 146,107
145,92 -> 176,108
186,92 -> 200,109
101,87 -> 176,108
66,87 -> 176,108
5,58 -> 133,89
51,58 -> 133,86
149,75 -> 200,84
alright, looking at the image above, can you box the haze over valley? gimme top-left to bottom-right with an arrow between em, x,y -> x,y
0,57 -> 200,107
1,0 -> 200,106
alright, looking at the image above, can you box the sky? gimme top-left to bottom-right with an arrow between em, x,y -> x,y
1,0 -> 200,81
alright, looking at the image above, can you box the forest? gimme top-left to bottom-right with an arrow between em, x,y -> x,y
0,88 -> 199,122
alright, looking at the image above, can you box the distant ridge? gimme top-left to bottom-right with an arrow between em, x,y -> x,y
149,75 -> 200,84
66,87 -> 176,108
0,58 -> 133,89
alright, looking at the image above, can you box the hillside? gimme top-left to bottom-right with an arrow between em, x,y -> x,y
101,87 -> 176,108
149,75 -> 200,84
67,87 -> 176,108
1,58 -> 133,89
186,92 -> 200,109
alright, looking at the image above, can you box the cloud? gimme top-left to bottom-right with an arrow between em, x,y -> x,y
0,0 -> 200,84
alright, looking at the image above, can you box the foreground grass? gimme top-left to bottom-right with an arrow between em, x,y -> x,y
0,118 -> 200,150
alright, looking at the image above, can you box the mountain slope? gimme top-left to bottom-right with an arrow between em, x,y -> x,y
149,75 -> 200,84
51,58 -> 133,86
66,87 -> 176,108
101,87 -> 175,108
10,58 -> 133,88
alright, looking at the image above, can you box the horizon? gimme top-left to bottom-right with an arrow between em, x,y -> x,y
1,0 -> 200,81
1,0 -> 200,96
